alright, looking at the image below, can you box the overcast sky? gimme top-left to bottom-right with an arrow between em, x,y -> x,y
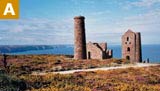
0,0 -> 160,45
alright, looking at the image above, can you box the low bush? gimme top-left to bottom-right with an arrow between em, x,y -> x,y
0,74 -> 27,91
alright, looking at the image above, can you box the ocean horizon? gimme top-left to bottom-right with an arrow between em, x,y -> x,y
0,44 -> 159,63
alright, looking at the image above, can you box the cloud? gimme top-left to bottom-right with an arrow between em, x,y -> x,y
0,18 -> 73,45
112,9 -> 160,44
84,5 -> 160,45
131,0 -> 160,7
70,0 -> 95,4
121,0 -> 160,10
0,18 -> 72,32
116,9 -> 160,30
0,0 -> 160,45
123,0 -> 160,9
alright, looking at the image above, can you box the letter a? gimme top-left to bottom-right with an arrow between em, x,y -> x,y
3,3 -> 15,15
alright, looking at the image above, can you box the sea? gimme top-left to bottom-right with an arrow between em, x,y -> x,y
8,45 -> 160,63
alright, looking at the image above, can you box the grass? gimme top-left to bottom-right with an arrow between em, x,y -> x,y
0,55 -> 159,91
16,65 -> 160,91
0,55 -> 129,75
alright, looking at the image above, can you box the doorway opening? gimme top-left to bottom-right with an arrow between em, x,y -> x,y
126,56 -> 130,60
88,51 -> 91,59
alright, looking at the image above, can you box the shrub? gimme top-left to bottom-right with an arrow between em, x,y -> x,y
0,74 -> 27,91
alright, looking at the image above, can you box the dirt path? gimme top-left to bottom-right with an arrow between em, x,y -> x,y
32,63 -> 159,75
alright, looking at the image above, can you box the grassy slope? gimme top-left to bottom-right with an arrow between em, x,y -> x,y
0,55 -> 159,91
0,55 -> 127,75
23,65 -> 160,91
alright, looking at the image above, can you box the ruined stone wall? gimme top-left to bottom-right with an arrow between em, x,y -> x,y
135,32 -> 142,62
122,30 -> 136,62
107,49 -> 113,58
73,16 -> 113,60
87,42 -> 112,59
74,16 -> 87,59
99,43 -> 107,51
122,30 -> 142,63
87,42 -> 103,59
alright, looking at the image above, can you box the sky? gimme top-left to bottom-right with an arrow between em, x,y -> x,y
0,0 -> 160,45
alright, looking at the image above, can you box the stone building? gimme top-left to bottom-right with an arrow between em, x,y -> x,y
122,29 -> 142,62
74,16 -> 87,59
87,42 -> 112,59
73,16 -> 113,60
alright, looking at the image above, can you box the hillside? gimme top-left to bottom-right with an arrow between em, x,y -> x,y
0,55 -> 159,91
0,45 -> 54,53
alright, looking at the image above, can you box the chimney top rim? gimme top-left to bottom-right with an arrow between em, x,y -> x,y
74,16 -> 85,19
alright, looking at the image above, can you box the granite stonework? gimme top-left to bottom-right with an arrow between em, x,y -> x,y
74,16 -> 87,59
122,29 -> 142,62
87,42 -> 112,59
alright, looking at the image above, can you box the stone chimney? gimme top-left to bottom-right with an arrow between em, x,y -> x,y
74,16 -> 87,59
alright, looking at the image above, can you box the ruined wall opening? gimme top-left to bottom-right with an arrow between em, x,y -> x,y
126,56 -> 130,60
127,47 -> 130,52
88,51 -> 91,59
127,37 -> 129,41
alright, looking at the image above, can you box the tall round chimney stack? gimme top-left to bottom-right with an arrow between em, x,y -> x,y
74,16 -> 87,59
135,32 -> 142,62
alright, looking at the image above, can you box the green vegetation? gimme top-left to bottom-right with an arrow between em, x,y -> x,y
0,55 -> 129,75
0,55 -> 159,91
23,65 -> 160,91
0,74 -> 26,91
1,65 -> 159,91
